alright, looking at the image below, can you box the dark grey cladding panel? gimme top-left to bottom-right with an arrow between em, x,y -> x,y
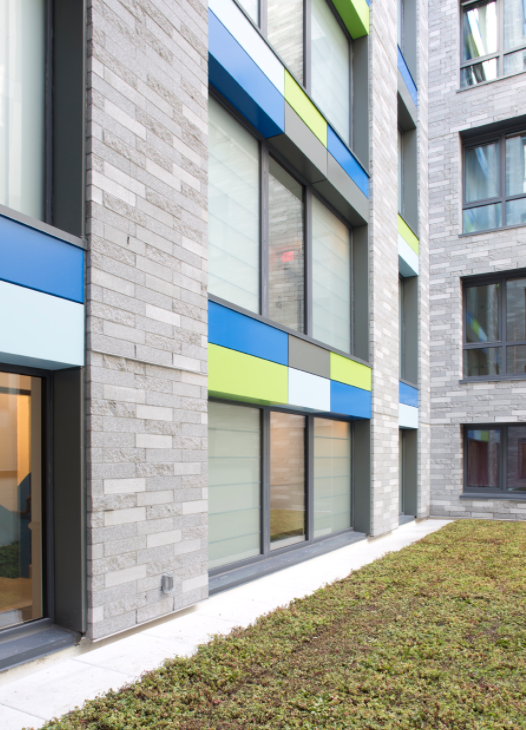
397,71 -> 417,130
269,103 -> 328,184
288,335 -> 330,378
313,155 -> 369,226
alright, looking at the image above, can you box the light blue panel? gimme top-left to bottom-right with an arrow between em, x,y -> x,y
399,403 -> 418,429
398,235 -> 419,277
0,280 -> 84,369
397,47 -> 417,106
208,300 -> 288,366
399,381 -> 418,407
0,214 -> 85,303
327,127 -> 369,198
330,380 -> 371,419
209,10 -> 285,138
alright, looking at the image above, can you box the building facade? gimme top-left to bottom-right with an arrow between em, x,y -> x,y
0,0 -> 429,668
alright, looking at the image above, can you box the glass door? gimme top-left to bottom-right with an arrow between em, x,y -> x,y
0,372 -> 43,629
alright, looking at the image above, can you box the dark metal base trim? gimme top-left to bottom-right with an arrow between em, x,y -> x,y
398,514 -> 416,526
0,618 -> 79,672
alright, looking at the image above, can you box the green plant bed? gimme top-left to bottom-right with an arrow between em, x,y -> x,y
39,521 -> 526,729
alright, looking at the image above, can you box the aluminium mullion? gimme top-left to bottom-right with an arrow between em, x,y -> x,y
262,408 -> 271,558
261,145 -> 269,318
305,188 -> 313,337
259,0 -> 267,35
307,415 -> 314,542
304,0 -> 311,93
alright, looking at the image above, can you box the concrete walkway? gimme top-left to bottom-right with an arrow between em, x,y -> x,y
0,518 -> 451,730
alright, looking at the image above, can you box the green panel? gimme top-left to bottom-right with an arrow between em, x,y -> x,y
330,351 -> 372,391
331,0 -> 369,39
209,344 -> 288,405
398,215 -> 419,255
284,72 -> 327,147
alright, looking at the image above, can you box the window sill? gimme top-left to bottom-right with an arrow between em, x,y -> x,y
459,375 -> 526,384
0,618 -> 78,672
461,492 -> 526,501
456,67 -> 526,94
0,203 -> 86,250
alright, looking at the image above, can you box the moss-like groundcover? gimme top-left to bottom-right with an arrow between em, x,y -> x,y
38,521 -> 526,729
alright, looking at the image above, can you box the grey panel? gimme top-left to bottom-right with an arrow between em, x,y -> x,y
401,429 -> 417,516
313,155 -> 369,225
353,420 -> 371,534
53,368 -> 86,633
403,276 -> 418,386
352,36 -> 370,171
402,128 -> 418,234
353,224 -> 369,362
269,103 -> 327,183
289,335 -> 330,378
402,0 -> 417,82
397,74 -> 417,130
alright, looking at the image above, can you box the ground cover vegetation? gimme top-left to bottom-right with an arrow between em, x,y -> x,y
39,520 -> 526,729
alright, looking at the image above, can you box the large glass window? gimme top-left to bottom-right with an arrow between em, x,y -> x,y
460,0 -> 526,87
464,424 -> 526,494
0,372 -> 42,629
267,0 -> 304,83
463,273 -> 526,378
208,402 -> 354,572
463,130 -> 526,233
0,0 -> 46,220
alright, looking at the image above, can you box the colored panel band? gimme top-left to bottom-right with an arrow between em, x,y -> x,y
288,368 -> 331,411
399,381 -> 418,408
399,403 -> 418,429
284,72 -> 327,147
330,380 -> 371,419
209,10 -> 285,138
208,344 -> 288,405
397,47 -> 418,107
0,214 -> 85,304
208,301 -> 288,366
398,215 -> 419,255
331,0 -> 369,38
398,235 -> 419,277
327,127 -> 369,198
330,351 -> 372,391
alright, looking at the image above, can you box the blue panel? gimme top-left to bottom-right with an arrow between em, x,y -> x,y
327,127 -> 369,198
397,47 -> 418,106
209,10 -> 285,138
399,381 -> 419,407
209,301 -> 288,366
0,215 -> 84,304
330,380 -> 371,419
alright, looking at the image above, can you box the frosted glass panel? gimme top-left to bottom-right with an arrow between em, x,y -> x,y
0,0 -> 45,220
268,158 -> 304,332
209,97 -> 260,312
268,0 -> 303,83
312,196 -> 351,353
311,0 -> 350,142
270,412 -> 305,551
314,419 -> 351,538
208,402 -> 261,570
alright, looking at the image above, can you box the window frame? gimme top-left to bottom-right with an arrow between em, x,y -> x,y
208,397 -> 355,577
462,269 -> 526,380
461,423 -> 526,498
460,0 -> 526,87
209,90 -> 356,358
461,126 -> 526,233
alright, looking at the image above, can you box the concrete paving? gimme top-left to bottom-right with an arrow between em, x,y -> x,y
0,519 -> 452,730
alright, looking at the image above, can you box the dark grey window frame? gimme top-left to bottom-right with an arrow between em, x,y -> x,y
208,397 -> 355,578
462,269 -> 526,381
462,125 -> 526,233
462,423 -> 526,498
460,0 -> 526,86
235,0 -> 353,147
210,89 -> 355,357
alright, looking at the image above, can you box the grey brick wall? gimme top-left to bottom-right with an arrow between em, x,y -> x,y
85,0 -> 208,640
428,0 -> 526,520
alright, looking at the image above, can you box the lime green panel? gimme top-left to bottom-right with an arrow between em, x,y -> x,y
398,215 -> 419,255
332,0 -> 369,39
284,72 -> 327,147
330,352 -> 372,391
208,344 -> 288,405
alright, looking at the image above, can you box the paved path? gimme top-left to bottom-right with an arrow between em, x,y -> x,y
0,518 -> 451,730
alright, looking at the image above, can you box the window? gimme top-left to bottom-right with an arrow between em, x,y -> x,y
208,96 -> 354,353
462,128 -> 526,233
398,128 -> 404,216
464,424 -> 526,495
463,272 -> 526,378
460,0 -> 526,88
237,0 -> 352,145
398,0 -> 404,50
208,401 -> 353,573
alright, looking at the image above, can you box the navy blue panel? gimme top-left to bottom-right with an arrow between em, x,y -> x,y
209,300 -> 288,366
327,127 -> 369,198
397,47 -> 418,106
330,380 -> 371,419
399,381 -> 418,407
209,10 -> 285,138
0,215 -> 84,304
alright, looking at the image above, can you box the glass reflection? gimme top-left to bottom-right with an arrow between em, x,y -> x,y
506,134 -> 526,196
270,412 -> 305,551
463,202 -> 501,233
464,347 -> 501,377
462,1 -> 498,61
460,58 -> 499,87
506,278 -> 526,341
465,283 -> 499,343
507,345 -> 526,373
507,425 -> 526,491
507,198 -> 526,226
237,0 -> 258,24
313,419 -> 351,538
504,49 -> 526,74
267,0 -> 303,83
0,372 -> 42,629
466,429 -> 500,488
504,0 -> 526,51
465,142 -> 499,202
268,159 -> 304,332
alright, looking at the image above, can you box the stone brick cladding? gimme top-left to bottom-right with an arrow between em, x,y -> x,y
85,0 -> 208,640
428,0 -> 526,520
